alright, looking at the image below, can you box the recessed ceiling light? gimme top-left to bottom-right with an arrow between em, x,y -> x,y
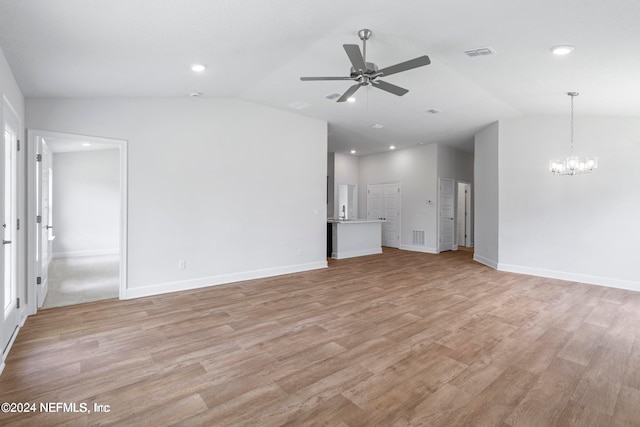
551,45 -> 575,55
350,150 -> 356,154
371,124 -> 384,129
191,64 -> 207,72
189,91 -> 202,97
347,97 -> 356,103
389,145 -> 396,150
82,143 -> 91,147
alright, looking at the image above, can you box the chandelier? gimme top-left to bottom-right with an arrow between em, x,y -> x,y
549,92 -> 598,175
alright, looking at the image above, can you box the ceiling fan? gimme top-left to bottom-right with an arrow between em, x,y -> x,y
300,29 -> 431,102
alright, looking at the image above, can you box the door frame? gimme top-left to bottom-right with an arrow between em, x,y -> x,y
2,97 -> 24,366
26,129 -> 128,315
456,181 -> 472,247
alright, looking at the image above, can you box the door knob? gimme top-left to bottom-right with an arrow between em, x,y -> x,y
2,240 -> 11,245
46,225 -> 53,229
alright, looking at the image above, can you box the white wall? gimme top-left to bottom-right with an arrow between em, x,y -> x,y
52,149 -> 120,257
497,116 -> 640,289
359,144 -> 439,251
438,144 -> 474,183
473,122 -> 500,268
26,98 -> 328,298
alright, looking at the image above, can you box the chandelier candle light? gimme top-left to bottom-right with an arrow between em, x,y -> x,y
549,92 -> 598,175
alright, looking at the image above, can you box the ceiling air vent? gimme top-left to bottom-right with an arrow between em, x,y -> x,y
325,92 -> 341,101
464,47 -> 496,57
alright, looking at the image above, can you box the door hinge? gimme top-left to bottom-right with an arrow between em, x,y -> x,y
37,276 -> 42,285
17,218 -> 20,230
36,215 -> 42,224
36,153 -> 42,162
17,139 -> 20,151
16,298 -> 20,309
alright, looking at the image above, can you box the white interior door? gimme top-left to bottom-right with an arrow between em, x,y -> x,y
367,182 -> 401,248
2,105 -> 19,355
382,183 -> 400,248
36,138 -> 52,307
439,178 -> 455,252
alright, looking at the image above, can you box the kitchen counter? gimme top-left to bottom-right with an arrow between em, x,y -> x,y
328,219 -> 385,259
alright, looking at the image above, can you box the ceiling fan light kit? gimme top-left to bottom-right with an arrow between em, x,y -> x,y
300,29 -> 431,102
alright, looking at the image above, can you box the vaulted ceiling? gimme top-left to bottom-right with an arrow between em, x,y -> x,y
1,0 -> 639,155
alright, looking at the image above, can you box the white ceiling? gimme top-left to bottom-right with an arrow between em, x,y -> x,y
1,0 -> 639,156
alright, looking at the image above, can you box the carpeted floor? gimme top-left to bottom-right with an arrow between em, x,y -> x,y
42,254 -> 120,309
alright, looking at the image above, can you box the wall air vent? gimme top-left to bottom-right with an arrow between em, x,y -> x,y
464,47 -> 496,57
325,92 -> 341,100
412,230 -> 426,246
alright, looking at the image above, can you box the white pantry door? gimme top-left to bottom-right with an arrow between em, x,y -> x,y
367,182 -> 401,248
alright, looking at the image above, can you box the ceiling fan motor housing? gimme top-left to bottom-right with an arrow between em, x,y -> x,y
350,62 -> 378,76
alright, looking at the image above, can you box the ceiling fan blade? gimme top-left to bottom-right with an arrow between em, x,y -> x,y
343,44 -> 367,72
372,80 -> 409,96
336,83 -> 362,102
378,55 -> 431,77
300,76 -> 356,81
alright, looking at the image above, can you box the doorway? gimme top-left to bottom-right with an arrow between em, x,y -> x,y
27,130 -> 128,312
457,182 -> 472,247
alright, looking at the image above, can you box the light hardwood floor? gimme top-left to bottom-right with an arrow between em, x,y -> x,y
1,248 -> 639,426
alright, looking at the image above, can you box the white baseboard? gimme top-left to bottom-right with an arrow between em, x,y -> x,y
399,244 -> 438,254
498,263 -> 640,292
1,325 -> 20,377
473,253 -> 498,269
125,260 -> 328,299
53,249 -> 119,259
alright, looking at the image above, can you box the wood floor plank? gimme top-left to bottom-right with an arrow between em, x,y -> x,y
1,248 -> 638,425
504,357 -> 585,426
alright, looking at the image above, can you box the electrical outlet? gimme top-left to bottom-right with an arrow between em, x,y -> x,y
178,260 -> 186,270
